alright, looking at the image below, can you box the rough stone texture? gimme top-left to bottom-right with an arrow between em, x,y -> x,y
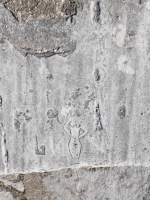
0,174 -> 24,192
0,167 -> 150,200
3,0 -> 77,22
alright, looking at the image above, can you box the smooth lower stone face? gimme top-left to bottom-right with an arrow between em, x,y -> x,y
0,0 -> 150,174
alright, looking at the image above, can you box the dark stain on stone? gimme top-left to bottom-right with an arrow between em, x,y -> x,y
93,1 -> 101,22
139,0 -> 144,5
0,96 -> 2,106
94,68 -> 100,81
47,73 -> 53,80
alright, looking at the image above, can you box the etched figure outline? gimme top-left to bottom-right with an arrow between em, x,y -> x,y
63,120 -> 88,163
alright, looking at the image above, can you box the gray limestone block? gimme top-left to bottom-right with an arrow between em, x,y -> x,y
0,0 -> 149,174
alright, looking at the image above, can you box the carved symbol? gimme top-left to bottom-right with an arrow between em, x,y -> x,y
95,103 -> 103,131
47,108 -> 60,124
0,96 -> 2,106
94,69 -> 100,81
35,136 -> 45,155
64,120 -> 88,163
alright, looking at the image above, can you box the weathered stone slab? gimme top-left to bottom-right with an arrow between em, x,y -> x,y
0,0 -> 150,174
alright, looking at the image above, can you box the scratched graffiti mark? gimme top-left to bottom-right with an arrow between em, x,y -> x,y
35,136 -> 45,155
95,102 -> 103,131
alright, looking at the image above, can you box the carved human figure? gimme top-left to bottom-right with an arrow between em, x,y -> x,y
64,120 -> 88,163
